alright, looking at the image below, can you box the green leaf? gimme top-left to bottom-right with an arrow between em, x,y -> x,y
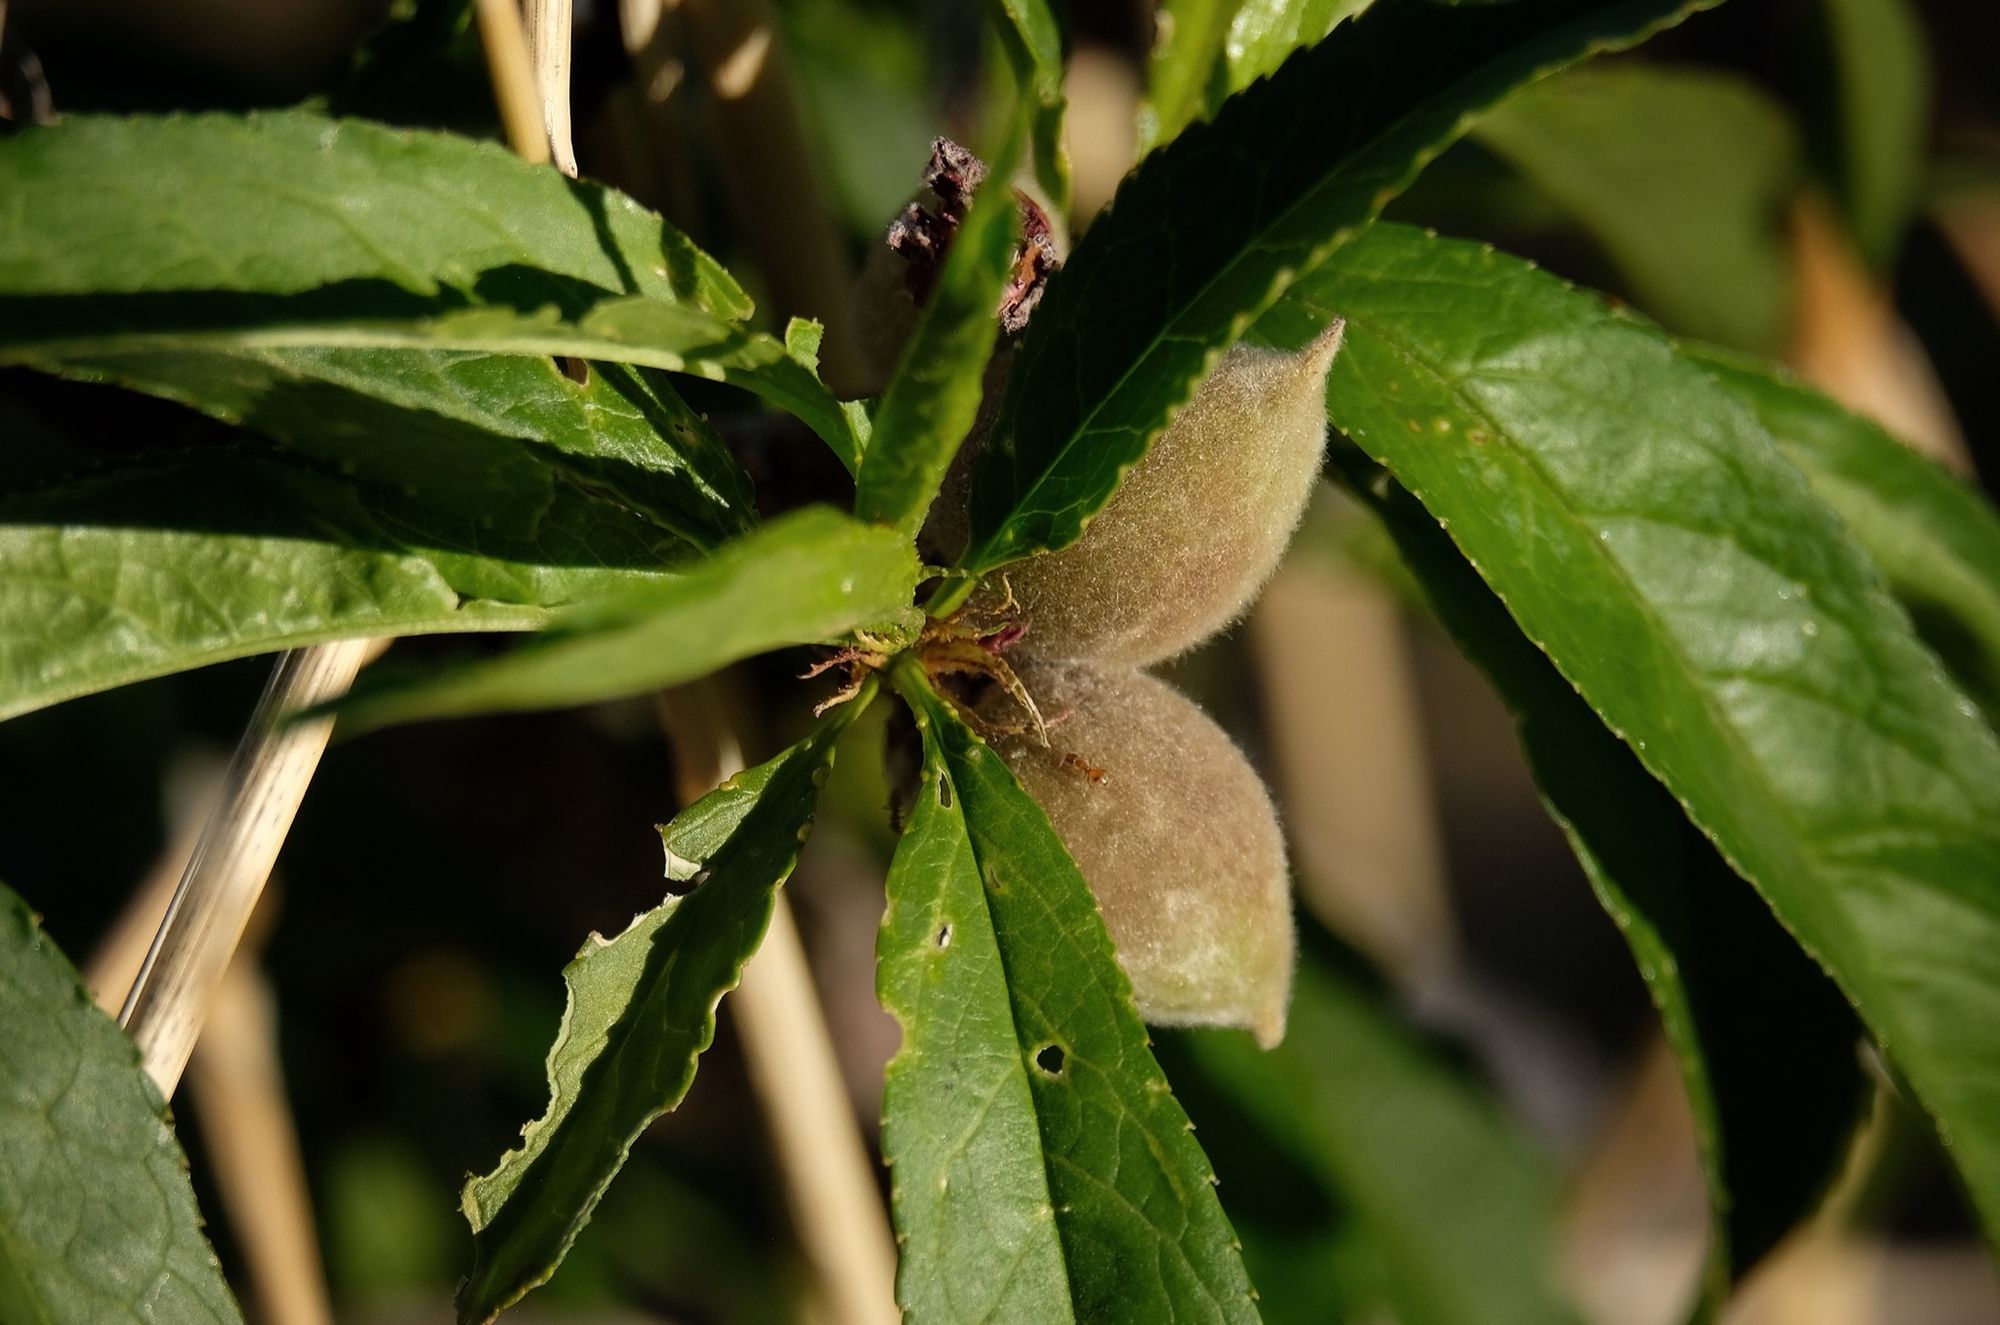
0,444 -> 698,721
1140,0 -> 1239,152
1220,0 -> 1371,98
0,882 -> 242,1325
1475,65 -> 1800,352
330,508 -> 921,731
1272,220 -> 2000,1246
1814,0 -> 1930,268
880,663 -> 1258,1325
458,702 -> 862,1324
1686,346 -> 2000,724
1184,945 -> 1584,1325
0,112 -> 745,310
0,112 -> 863,468
38,349 -> 755,551
989,0 -> 1071,213
959,0 -> 1720,575
853,127 -> 1020,536
1328,449 -> 1866,1300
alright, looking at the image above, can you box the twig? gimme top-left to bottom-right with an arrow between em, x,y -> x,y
525,0 -> 578,176
119,639 -> 376,1094
474,0 -> 552,165
185,962 -> 336,1325
657,681 -> 899,1325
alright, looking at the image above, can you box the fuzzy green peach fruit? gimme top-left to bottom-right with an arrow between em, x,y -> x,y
980,658 -> 1295,1046
990,327 -> 1342,665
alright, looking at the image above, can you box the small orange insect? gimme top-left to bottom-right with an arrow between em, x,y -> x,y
1060,752 -> 1107,784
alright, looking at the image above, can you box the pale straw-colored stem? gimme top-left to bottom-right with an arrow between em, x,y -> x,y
184,962 -> 336,1325
525,0 -> 578,176
658,682 -> 899,1325
475,0 -> 553,165
119,639 -> 375,1094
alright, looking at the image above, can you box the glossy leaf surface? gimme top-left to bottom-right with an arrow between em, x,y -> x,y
1688,346 -> 2000,722
880,666 -> 1258,1325
42,348 -> 755,551
1221,0 -> 1370,97
1273,220 -> 2000,1243
0,113 -> 861,466
0,449 -> 636,721
1141,0 -> 1237,151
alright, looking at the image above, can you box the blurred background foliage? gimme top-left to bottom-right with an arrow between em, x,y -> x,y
3,0 -> 1999,1321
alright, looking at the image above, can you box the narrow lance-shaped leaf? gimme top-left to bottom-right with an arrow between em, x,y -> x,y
1272,220 -> 2000,1244
881,662 -> 1259,1325
1474,66 -> 1800,353
854,125 -> 1021,536
329,508 -> 921,732
959,0 -> 1720,576
38,348 -> 757,551
0,113 -> 863,467
0,882 -> 242,1325
0,339 -> 736,720
0,444 -> 691,722
1183,939 -> 1587,1325
1686,345 -> 2000,724
989,0 -> 1071,214
1327,449 -> 1867,1301
458,698 -> 866,1323
1140,0 -> 1239,152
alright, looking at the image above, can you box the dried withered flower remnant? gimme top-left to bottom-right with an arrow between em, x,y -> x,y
886,138 -> 987,306
885,136 -> 1061,328
979,658 -> 1295,1048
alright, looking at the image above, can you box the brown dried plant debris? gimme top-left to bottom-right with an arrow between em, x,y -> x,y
886,136 -> 1061,327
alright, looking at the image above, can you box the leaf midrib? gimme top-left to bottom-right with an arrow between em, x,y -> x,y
931,741 -> 1083,1325
1343,308 -> 1894,1031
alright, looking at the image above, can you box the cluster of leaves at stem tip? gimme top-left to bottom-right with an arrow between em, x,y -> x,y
5,0 -> 2000,1323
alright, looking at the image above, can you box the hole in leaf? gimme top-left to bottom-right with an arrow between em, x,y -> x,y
937,778 -> 952,809
935,923 -> 953,949
1033,1043 -> 1066,1076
